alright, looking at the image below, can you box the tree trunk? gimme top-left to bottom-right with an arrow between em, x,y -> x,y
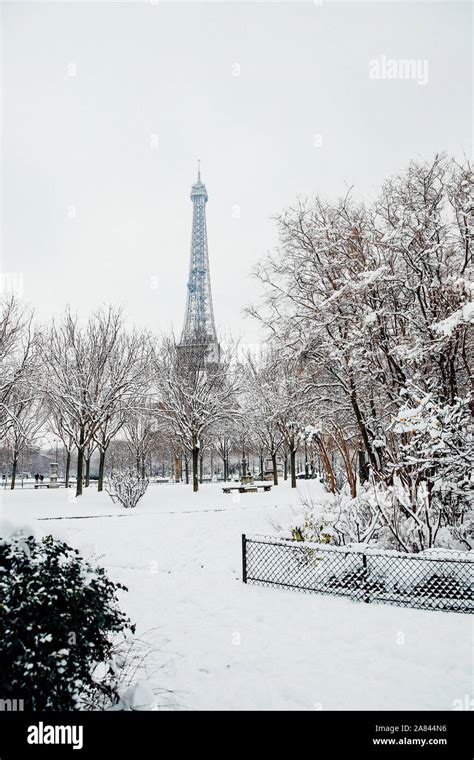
199,455 -> 203,484
349,378 -> 378,472
358,448 -> 369,485
85,455 -> 91,487
11,455 -> 18,490
271,452 -> 278,486
192,447 -> 199,492
334,429 -> 356,498
141,454 -> 146,480
76,427 -> 85,497
98,449 -> 105,492
290,448 -> 297,489
319,439 -> 336,494
284,453 -> 288,481
185,457 -> 189,484
65,450 -> 71,488
76,448 -> 84,497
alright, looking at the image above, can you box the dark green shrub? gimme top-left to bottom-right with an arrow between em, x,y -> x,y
0,533 -> 135,710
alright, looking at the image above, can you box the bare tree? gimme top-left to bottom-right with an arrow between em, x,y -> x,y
5,393 -> 46,488
155,337 -> 241,492
45,306 -> 151,497
245,350 -> 285,485
212,421 -> 236,482
124,404 -> 158,480
0,296 -> 40,441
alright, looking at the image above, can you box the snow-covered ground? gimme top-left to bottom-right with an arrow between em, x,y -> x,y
1,481 -> 472,710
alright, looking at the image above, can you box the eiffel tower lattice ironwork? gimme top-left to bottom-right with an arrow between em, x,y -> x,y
179,162 -> 220,363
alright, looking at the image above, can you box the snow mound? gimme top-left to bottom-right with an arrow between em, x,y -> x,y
117,680 -> 156,711
0,517 -> 36,542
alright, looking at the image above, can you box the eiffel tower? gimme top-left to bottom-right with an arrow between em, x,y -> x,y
179,162 -> 220,364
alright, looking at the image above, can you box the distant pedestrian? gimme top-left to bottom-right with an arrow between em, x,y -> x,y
39,473 -> 44,483
35,473 -> 39,483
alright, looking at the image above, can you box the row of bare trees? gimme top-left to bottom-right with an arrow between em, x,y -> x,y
0,295 -> 315,496
0,301 -> 246,495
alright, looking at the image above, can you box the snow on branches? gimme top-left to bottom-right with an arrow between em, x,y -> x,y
249,154 -> 473,551
105,470 -> 149,510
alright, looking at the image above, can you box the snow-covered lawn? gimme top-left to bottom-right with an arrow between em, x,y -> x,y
1,481 -> 472,710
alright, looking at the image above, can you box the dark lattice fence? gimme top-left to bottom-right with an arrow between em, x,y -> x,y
242,534 -> 473,613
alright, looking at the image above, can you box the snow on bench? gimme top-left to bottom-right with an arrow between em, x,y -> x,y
222,484 -> 272,494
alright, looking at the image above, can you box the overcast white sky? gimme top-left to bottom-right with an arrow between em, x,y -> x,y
2,1 -> 472,344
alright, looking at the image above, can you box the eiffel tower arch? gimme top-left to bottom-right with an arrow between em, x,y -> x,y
179,163 -> 220,365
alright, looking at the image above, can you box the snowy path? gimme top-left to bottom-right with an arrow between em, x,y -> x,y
1,482 -> 472,710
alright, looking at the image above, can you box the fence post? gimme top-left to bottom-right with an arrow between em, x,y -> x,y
362,552 -> 370,603
242,534 -> 247,584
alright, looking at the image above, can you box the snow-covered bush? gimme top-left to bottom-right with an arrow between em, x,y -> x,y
285,379 -> 474,553
291,469 -> 473,553
289,483 -> 381,547
0,533 -> 135,710
331,486 -> 382,545
389,388 -> 474,550
106,470 -> 149,509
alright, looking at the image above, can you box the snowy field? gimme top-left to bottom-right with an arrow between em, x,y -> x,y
1,481 -> 472,711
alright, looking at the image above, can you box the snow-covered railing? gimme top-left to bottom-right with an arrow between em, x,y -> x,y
241,534 -> 473,614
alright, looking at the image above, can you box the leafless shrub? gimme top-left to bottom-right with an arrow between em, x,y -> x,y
106,469 -> 149,509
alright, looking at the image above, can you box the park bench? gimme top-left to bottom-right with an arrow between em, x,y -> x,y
222,484 -> 272,494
